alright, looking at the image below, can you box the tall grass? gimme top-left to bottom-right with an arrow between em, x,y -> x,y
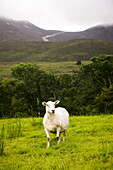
0,119 -> 22,156
7,119 -> 22,138
0,124 -> 5,155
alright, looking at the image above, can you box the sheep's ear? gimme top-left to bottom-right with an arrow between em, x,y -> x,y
55,100 -> 60,105
42,101 -> 46,106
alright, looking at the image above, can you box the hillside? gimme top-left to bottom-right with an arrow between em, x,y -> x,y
0,16 -> 113,42
0,39 -> 113,63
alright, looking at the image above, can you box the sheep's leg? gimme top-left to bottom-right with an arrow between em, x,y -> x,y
45,128 -> 50,148
47,137 -> 50,148
56,127 -> 61,144
58,133 -> 61,143
63,131 -> 66,142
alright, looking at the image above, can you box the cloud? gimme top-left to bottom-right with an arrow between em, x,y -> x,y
0,0 -> 113,31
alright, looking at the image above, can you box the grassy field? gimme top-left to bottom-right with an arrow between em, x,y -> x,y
0,115 -> 113,169
0,61 -> 91,79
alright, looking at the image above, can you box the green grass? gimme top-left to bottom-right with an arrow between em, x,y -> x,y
0,115 -> 113,169
0,40 -> 113,63
0,61 -> 91,78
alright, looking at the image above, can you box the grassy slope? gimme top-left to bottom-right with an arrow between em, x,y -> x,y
0,115 -> 113,169
1,39 -> 113,78
0,39 -> 113,62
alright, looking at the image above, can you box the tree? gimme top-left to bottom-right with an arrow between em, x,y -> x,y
11,63 -> 57,116
0,80 -> 17,117
72,55 -> 113,115
76,60 -> 81,65
94,87 -> 113,114
90,55 -> 113,88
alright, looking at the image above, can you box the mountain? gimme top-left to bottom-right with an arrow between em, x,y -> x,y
0,16 -> 61,43
0,16 -> 113,42
48,25 -> 113,42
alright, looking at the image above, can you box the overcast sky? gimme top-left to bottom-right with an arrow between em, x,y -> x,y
0,0 -> 113,31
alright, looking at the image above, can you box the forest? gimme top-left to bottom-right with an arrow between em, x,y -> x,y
0,54 -> 113,118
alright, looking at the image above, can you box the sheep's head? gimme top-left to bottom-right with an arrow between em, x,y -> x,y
42,100 -> 60,114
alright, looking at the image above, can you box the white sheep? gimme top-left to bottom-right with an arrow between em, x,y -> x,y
42,100 -> 69,148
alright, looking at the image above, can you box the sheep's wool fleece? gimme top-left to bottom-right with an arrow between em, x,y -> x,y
43,107 -> 69,132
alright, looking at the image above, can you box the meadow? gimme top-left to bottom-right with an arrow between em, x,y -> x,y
0,61 -> 91,79
0,115 -> 113,169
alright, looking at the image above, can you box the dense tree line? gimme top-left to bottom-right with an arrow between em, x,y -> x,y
0,55 -> 113,118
